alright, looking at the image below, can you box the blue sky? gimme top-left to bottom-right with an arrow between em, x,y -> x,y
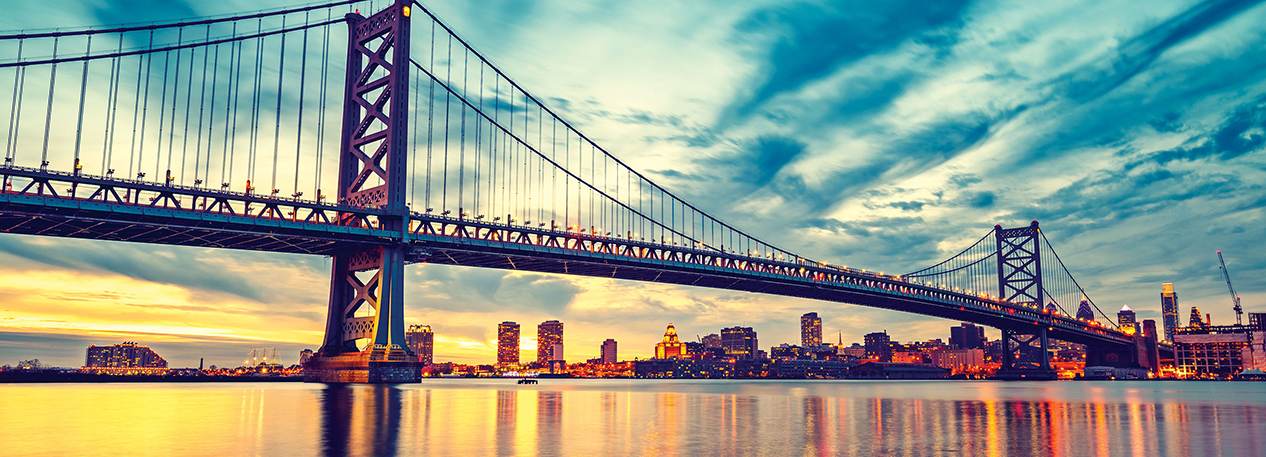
1,0 -> 1263,367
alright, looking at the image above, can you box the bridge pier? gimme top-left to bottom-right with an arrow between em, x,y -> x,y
304,0 -> 419,383
994,327 -> 1057,380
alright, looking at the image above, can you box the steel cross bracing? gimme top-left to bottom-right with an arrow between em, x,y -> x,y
0,0 -> 1154,371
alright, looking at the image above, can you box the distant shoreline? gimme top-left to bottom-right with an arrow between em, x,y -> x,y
0,372 -> 302,383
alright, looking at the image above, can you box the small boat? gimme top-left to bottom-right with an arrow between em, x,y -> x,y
517,378 -> 538,384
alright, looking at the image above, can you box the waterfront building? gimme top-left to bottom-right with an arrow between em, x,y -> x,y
1118,305 -> 1138,334
601,339 -> 618,364
537,320 -> 564,364
801,312 -> 822,347
299,349 -> 315,366
497,322 -> 520,367
774,359 -> 854,379
405,324 -> 435,365
1174,315 -> 1266,377
849,362 -> 950,379
864,331 -> 892,362
702,333 -> 721,349
927,348 -> 985,374
84,342 -> 168,369
721,327 -> 759,360
1161,283 -> 1179,342
891,351 -> 924,364
949,323 -> 985,349
1076,294 -> 1095,322
655,324 -> 686,359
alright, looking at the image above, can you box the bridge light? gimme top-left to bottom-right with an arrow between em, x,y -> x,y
402,5 -> 410,17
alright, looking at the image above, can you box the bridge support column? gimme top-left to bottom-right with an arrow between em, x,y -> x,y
995,327 -> 1056,380
305,0 -> 417,383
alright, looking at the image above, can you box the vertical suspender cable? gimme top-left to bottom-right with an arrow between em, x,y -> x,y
271,17 -> 289,197
103,33 -> 124,176
441,34 -> 451,212
154,45 -> 171,180
131,31 -> 154,180
39,36 -> 60,170
424,20 -> 435,210
458,47 -> 467,216
203,42 -> 221,186
4,38 -> 24,164
178,39 -> 197,185
316,16 -> 331,200
72,36 -> 92,172
294,13 -> 310,198
162,28 -> 183,181
194,26 -> 212,185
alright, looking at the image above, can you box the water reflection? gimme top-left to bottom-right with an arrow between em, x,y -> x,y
1,381 -> 1264,456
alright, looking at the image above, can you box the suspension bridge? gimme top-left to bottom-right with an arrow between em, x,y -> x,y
0,0 -> 1163,382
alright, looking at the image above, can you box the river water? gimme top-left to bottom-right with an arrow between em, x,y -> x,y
2,379 -> 1264,456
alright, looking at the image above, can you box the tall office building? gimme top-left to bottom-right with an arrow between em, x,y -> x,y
949,323 -> 985,349
801,312 -> 822,347
1076,294 -> 1095,321
406,324 -> 435,365
497,321 -> 520,366
721,326 -> 759,360
601,339 -> 618,364
702,333 -> 721,349
1118,305 -> 1138,334
864,331 -> 892,362
537,320 -> 564,364
1189,307 -> 1205,328
655,323 -> 686,359
84,342 -> 168,368
1161,283 -> 1180,342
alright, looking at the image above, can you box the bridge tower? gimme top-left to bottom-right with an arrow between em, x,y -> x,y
304,0 -> 420,383
994,221 -> 1056,380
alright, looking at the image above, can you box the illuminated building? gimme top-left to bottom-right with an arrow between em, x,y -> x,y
774,359 -> 853,378
84,342 -> 168,369
1174,313 -> 1266,377
864,331 -> 892,362
721,326 -> 758,360
601,339 -> 617,364
1044,301 -> 1060,315
1161,283 -> 1179,342
891,351 -> 924,364
949,323 -> 985,349
849,362 -> 949,379
771,344 -> 802,361
1076,294 -> 1095,322
927,348 -> 985,374
299,349 -> 315,366
537,320 -> 564,364
1118,305 -> 1138,334
801,312 -> 822,347
702,333 -> 721,349
655,323 -> 686,359
497,322 -> 520,367
405,324 -> 434,365
1188,306 -> 1205,328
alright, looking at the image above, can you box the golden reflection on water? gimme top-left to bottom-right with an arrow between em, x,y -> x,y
1,381 -> 1265,456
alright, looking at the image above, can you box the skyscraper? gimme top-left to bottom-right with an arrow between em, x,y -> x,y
864,331 -> 892,362
498,322 -> 520,366
801,312 -> 822,347
601,339 -> 618,364
655,323 -> 685,359
721,326 -> 759,360
949,323 -> 985,349
1044,301 -> 1060,315
1118,305 -> 1138,334
537,320 -> 564,364
1076,294 -> 1095,321
1189,306 -> 1205,328
1161,283 -> 1179,342
406,324 -> 434,365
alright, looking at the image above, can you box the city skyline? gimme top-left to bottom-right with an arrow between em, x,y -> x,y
1,0 -> 1265,368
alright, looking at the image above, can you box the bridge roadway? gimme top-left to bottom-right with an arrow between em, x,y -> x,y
0,165 -> 1141,349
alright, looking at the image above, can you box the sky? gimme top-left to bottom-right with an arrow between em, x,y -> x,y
1,0 -> 1264,368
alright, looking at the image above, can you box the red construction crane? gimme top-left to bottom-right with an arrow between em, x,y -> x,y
1216,251 -> 1243,326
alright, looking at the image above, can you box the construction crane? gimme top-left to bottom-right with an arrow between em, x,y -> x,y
1216,251 -> 1243,325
